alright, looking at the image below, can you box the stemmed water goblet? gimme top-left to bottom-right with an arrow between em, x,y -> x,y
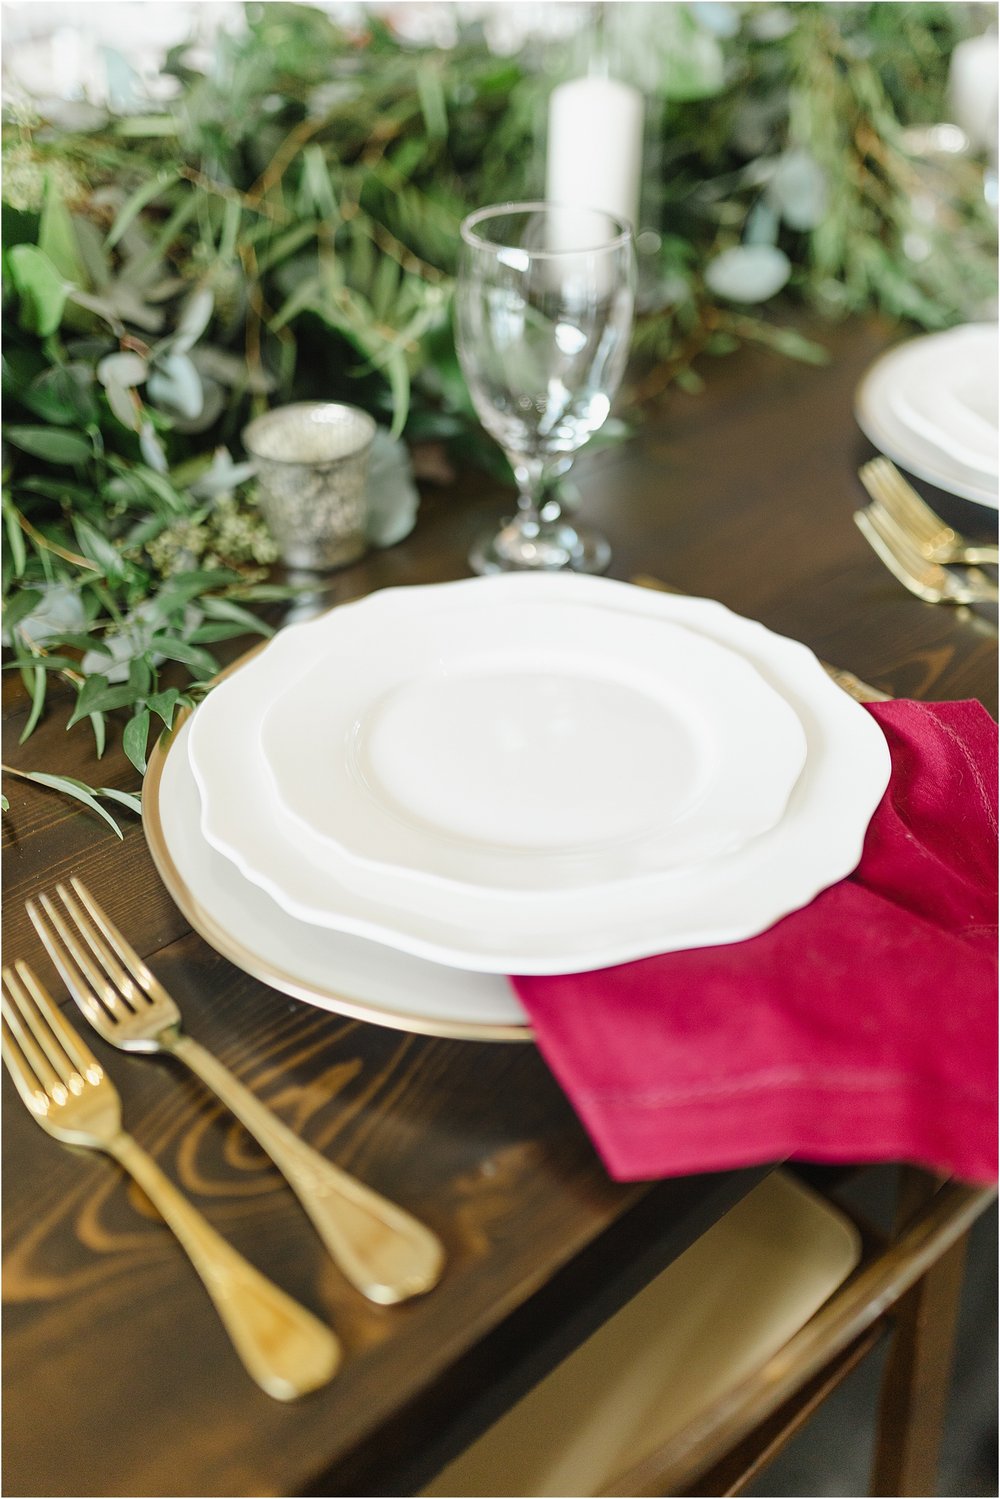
455,201 -> 636,574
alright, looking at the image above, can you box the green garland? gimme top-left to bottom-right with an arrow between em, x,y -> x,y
2,1 -> 996,822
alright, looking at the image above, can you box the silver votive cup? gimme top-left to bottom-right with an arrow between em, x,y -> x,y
242,402 -> 377,571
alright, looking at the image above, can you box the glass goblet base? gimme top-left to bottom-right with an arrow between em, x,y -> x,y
468,515 -> 611,576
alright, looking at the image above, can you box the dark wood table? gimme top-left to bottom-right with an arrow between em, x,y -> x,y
3,314 -> 997,1498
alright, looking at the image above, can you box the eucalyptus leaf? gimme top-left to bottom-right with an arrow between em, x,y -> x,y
705,245 -> 792,303
4,424 -> 92,465
3,769 -> 127,837
72,516 -> 128,580
138,421 -> 169,472
103,373 -> 143,431
97,351 -> 148,388
417,61 -> 448,140
171,287 -> 215,355
768,150 -> 829,232
90,710 -> 107,759
188,620 -> 259,644
200,595 -> 274,635
39,175 -> 86,285
188,447 -> 258,496
147,352 -> 204,421
147,687 -> 181,728
133,464 -> 187,510
105,169 -> 181,248
97,785 -> 143,816
147,636 -> 220,677
744,200 -> 781,248
122,708 -> 151,774
24,363 -> 100,427
19,665 -> 47,743
6,246 -> 69,337
67,673 -> 138,728
71,215 -> 113,290
128,655 -> 154,697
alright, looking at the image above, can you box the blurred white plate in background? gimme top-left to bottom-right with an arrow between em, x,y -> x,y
855,323 -> 999,509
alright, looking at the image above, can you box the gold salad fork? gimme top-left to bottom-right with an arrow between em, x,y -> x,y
1,962 -> 340,1400
854,503 -> 999,606
28,879 -> 445,1306
859,457 -> 999,567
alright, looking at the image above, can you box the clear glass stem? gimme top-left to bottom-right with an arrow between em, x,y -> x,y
468,451 -> 610,576
512,455 -> 551,528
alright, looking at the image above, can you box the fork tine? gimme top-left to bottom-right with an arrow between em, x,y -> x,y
867,503 -> 936,572
872,456 -> 933,513
854,507 -> 944,602
2,962 -> 101,1096
27,894 -> 130,1030
873,460 -> 947,539
15,961 -> 104,1083
860,459 -> 935,544
875,501 -> 995,598
860,504 -> 997,603
57,883 -> 145,1011
67,878 -> 170,1007
1,968 -> 68,1098
0,1012 -> 50,1116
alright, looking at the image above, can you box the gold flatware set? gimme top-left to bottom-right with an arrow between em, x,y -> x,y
3,879 -> 445,1400
854,457 -> 998,605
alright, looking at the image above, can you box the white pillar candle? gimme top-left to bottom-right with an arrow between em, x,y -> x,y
948,32 -> 998,154
546,74 -> 645,230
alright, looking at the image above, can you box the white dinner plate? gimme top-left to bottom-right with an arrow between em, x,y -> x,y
183,576 -> 890,975
249,594 -> 806,896
854,324 -> 999,509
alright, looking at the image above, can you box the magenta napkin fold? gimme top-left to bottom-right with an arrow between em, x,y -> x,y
512,700 -> 998,1186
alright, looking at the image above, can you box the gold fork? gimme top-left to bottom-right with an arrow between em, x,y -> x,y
1,961 -> 340,1400
28,879 -> 445,1307
854,503 -> 998,605
859,458 -> 999,567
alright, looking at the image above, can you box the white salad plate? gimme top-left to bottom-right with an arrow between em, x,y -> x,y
854,323 -> 999,509
182,575 -> 891,976
251,593 -> 807,896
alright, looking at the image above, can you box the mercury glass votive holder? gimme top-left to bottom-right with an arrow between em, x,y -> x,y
242,402 -> 377,571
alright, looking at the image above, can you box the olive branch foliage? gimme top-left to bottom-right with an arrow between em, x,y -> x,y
1,2 -> 995,831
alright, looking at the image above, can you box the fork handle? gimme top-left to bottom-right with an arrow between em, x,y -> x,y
953,545 -> 1000,566
108,1130 -> 340,1399
170,1033 -> 444,1305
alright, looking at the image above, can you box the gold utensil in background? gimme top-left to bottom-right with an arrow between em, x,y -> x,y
853,504 -> 998,605
859,457 -> 999,567
1,962 -> 340,1400
28,879 -> 445,1307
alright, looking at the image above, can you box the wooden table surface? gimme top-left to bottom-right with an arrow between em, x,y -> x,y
3,314 -> 997,1499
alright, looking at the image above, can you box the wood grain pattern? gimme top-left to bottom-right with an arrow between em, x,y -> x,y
3,314 -> 996,1497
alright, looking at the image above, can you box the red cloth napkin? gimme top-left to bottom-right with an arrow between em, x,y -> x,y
512,700 -> 998,1186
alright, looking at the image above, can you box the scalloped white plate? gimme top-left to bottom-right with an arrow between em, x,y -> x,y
184,576 -> 890,976
252,596 -> 806,897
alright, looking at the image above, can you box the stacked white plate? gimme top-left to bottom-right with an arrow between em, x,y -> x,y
854,323 -> 999,509
143,574 -> 891,1040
